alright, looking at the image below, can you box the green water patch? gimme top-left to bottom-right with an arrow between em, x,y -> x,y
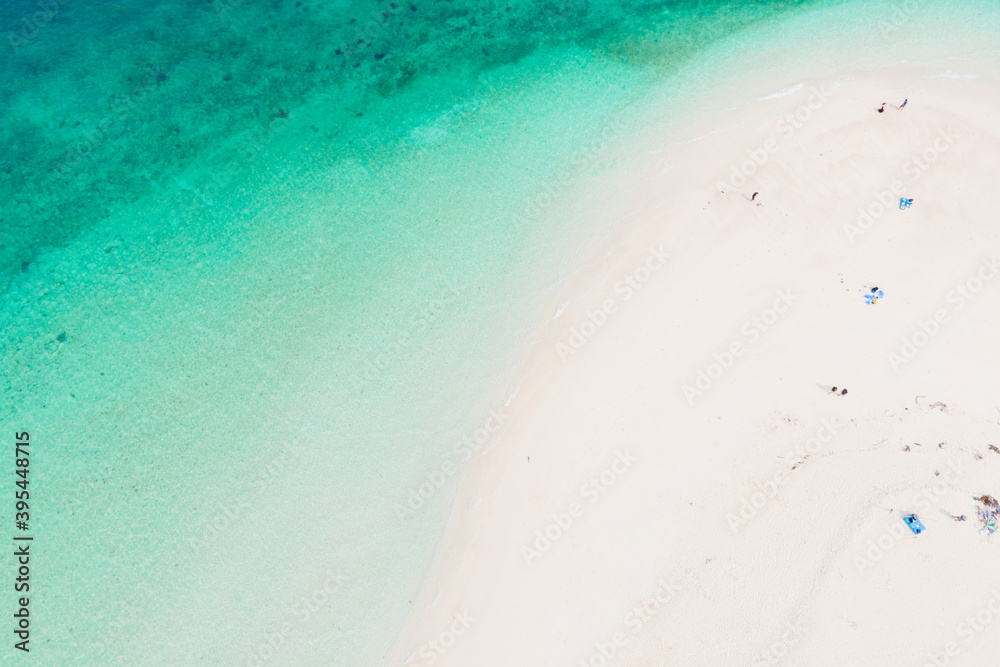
0,46 -> 669,664
0,0 -> 826,295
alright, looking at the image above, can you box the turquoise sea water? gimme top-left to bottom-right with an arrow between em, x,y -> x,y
2,0 -> 999,664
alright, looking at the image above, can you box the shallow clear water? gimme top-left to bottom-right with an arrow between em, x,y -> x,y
2,0 -> 999,663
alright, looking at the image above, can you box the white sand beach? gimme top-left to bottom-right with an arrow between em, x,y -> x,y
388,36 -> 1000,667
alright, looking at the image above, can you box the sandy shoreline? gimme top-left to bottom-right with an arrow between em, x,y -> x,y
387,44 -> 1000,667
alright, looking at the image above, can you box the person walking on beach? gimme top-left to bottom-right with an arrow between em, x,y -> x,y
898,98 -> 908,109
752,192 -> 758,201
878,102 -> 886,113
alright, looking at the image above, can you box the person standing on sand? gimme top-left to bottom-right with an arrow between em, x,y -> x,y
878,103 -> 886,113
752,192 -> 758,201
898,98 -> 908,109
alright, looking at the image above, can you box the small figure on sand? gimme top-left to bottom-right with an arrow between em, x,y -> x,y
752,192 -> 758,201
841,388 -> 847,395
864,286 -> 884,305
830,386 -> 847,395
898,98 -> 908,109
878,102 -> 886,113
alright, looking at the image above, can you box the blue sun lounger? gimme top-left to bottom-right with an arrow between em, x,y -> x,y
899,198 -> 913,210
903,514 -> 925,535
